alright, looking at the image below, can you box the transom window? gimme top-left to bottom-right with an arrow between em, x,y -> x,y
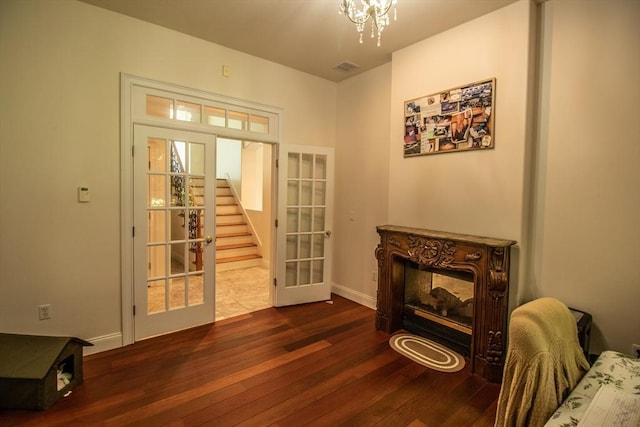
131,86 -> 279,142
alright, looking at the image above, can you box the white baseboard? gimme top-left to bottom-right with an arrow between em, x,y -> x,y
83,332 -> 123,356
331,283 -> 376,310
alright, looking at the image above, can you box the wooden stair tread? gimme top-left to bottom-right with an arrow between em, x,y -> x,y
217,243 -> 257,250
216,232 -> 251,238
216,254 -> 262,263
216,213 -> 243,217
217,222 -> 247,227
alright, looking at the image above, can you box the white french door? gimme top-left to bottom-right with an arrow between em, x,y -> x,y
275,145 -> 334,306
133,125 -> 216,340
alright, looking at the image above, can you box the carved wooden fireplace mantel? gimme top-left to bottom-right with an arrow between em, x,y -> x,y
375,225 -> 516,382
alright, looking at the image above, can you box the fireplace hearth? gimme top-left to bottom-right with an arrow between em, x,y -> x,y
375,225 -> 516,382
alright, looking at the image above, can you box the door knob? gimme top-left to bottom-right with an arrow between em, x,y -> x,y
204,236 -> 213,245
325,230 -> 332,237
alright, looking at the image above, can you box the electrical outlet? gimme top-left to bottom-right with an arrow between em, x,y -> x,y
633,344 -> 640,358
38,304 -> 51,320
371,270 -> 378,282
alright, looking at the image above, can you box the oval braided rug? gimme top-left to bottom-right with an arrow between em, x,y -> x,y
389,333 -> 465,373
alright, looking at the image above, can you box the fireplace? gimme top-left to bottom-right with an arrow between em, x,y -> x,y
403,262 -> 475,357
375,225 -> 516,382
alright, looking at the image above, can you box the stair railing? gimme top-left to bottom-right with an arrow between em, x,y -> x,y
171,142 -> 203,271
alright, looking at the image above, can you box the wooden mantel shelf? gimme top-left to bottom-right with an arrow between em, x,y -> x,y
377,225 -> 516,248
375,225 -> 516,383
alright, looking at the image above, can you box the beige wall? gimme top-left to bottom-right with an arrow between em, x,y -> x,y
388,1 -> 532,336
245,143 -> 274,265
389,1 -> 530,245
532,0 -> 640,353
0,0 -> 336,350
333,63 -> 392,307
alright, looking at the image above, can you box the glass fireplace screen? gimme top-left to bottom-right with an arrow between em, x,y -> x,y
404,261 -> 474,330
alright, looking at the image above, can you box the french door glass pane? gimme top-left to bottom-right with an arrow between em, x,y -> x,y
314,182 -> 326,205
188,209 -> 204,241
171,141 -> 186,172
315,155 -> 327,179
285,262 -> 297,287
148,175 -> 166,207
301,154 -> 313,179
285,151 -> 327,288
287,181 -> 299,205
300,208 -> 312,232
189,143 -> 205,175
147,279 -> 166,313
148,138 -> 166,171
145,136 -> 208,315
312,234 -> 324,257
147,245 -> 165,278
148,211 -> 166,243
287,208 -> 298,232
170,176 -> 183,207
189,273 -> 204,305
170,243 -> 184,273
170,211 -> 186,242
299,261 -> 311,285
312,260 -> 324,283
313,208 -> 325,231
169,277 -> 186,309
299,234 -> 311,259
286,235 -> 297,260
288,153 -> 299,178
189,178 -> 205,207
301,181 -> 312,205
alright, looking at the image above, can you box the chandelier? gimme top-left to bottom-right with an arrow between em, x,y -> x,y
339,0 -> 398,47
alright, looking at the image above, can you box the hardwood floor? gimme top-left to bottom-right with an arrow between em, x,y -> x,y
0,295 -> 500,426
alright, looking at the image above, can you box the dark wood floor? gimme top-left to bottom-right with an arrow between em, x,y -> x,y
1,295 -> 500,426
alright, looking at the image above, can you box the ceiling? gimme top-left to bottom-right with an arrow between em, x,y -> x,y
78,0 -> 518,82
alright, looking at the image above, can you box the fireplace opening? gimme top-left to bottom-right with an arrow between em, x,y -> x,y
400,259 -> 474,357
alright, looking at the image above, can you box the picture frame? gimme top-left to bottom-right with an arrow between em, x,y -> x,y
403,78 -> 496,157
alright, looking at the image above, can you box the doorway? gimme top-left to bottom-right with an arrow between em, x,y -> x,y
215,139 -> 273,320
121,74 -> 333,345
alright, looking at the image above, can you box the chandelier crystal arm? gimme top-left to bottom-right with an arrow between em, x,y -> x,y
339,0 -> 397,47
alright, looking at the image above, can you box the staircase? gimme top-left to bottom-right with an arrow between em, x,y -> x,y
215,179 -> 262,271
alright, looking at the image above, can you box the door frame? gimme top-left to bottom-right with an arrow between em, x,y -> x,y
120,74 -> 282,346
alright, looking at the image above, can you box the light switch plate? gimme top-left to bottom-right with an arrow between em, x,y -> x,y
78,187 -> 90,202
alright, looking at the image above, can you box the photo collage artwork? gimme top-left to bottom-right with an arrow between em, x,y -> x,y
404,78 -> 495,157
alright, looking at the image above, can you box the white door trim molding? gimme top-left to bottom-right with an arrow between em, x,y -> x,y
120,73 -> 282,347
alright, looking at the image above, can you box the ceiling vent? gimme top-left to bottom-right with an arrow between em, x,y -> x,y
332,61 -> 360,73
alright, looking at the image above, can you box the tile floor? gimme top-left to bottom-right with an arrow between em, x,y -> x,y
147,265 -> 271,320
215,265 -> 271,320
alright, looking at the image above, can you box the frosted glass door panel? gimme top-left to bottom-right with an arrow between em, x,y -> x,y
277,146 -> 333,305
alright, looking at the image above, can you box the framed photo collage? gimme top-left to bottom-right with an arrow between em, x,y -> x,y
404,78 -> 495,157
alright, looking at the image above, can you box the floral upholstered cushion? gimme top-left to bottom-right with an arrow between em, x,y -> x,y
544,350 -> 640,426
